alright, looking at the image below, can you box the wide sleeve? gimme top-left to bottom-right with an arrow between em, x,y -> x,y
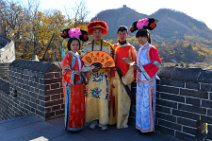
131,46 -> 137,79
122,46 -> 137,85
62,54 -> 76,85
110,44 -> 118,77
130,46 -> 137,62
141,47 -> 162,79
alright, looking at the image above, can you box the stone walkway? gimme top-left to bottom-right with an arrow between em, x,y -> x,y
0,116 -> 182,141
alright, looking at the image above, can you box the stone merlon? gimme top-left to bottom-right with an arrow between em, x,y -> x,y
10,59 -> 61,73
158,67 -> 212,83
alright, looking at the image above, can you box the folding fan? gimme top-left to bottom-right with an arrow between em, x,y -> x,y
82,51 -> 115,68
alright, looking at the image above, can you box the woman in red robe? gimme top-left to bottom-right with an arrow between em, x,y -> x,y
61,28 -> 88,131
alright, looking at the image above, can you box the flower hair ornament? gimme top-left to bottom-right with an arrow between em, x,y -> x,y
130,18 -> 159,33
60,28 -> 89,42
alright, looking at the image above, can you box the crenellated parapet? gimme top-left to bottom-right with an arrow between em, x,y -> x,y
155,67 -> 212,141
0,60 -> 211,141
0,60 -> 63,120
0,35 -> 15,63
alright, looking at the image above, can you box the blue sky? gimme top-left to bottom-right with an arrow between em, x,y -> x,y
17,0 -> 212,29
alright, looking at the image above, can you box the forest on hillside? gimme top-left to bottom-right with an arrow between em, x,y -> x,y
0,0 -> 212,68
0,0 -> 88,61
126,36 -> 212,67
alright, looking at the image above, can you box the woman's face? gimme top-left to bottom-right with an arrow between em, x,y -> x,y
70,40 -> 80,53
93,29 -> 102,41
137,36 -> 148,45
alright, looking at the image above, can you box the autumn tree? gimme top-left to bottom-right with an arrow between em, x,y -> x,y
0,0 -> 25,39
64,0 -> 89,27
1,0 -> 89,61
23,0 -> 40,60
37,10 -> 66,61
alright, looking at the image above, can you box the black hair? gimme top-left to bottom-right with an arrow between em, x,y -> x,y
117,25 -> 128,33
136,29 -> 152,44
67,38 -> 81,51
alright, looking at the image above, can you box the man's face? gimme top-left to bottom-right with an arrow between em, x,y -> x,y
117,31 -> 128,42
93,29 -> 102,41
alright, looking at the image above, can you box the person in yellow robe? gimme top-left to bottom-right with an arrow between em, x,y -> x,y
81,20 -> 114,130
109,26 -> 136,128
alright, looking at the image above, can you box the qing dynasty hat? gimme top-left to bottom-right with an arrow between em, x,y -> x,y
87,20 -> 108,36
130,18 -> 158,33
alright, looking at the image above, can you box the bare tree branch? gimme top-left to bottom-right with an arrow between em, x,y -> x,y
64,0 -> 89,26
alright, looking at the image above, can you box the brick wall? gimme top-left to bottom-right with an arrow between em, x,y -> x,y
0,63 -> 10,79
0,60 -> 64,120
0,60 -> 212,141
155,67 -> 212,141
0,79 -> 10,119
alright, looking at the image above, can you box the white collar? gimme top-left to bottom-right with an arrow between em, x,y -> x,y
69,51 -> 81,70
139,41 -> 149,50
69,51 -> 79,57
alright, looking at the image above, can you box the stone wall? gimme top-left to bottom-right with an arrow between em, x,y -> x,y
0,63 -> 10,79
0,79 -> 10,119
0,60 -> 64,120
0,35 -> 15,63
155,67 -> 212,141
0,35 -> 10,47
0,60 -> 212,141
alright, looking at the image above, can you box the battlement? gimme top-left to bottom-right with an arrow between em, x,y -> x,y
0,35 -> 10,48
0,35 -> 16,63
0,60 -> 211,141
0,60 -> 63,121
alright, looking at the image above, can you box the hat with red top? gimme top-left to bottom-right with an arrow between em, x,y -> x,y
87,20 -> 108,36
130,18 -> 158,33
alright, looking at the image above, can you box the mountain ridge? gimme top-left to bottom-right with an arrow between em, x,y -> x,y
91,5 -> 212,41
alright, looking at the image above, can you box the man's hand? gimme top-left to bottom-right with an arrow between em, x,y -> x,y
92,63 -> 102,72
75,70 -> 81,75
92,67 -> 100,73
122,57 -> 135,66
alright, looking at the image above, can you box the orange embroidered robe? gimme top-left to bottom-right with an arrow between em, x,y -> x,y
109,42 -> 136,128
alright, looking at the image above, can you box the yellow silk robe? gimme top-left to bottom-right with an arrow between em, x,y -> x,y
82,40 -> 114,126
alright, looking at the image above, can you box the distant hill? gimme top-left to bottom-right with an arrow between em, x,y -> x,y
91,5 -> 146,38
91,5 -> 212,64
92,5 -> 212,42
150,9 -> 212,41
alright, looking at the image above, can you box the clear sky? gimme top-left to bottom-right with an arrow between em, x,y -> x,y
18,0 -> 212,30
